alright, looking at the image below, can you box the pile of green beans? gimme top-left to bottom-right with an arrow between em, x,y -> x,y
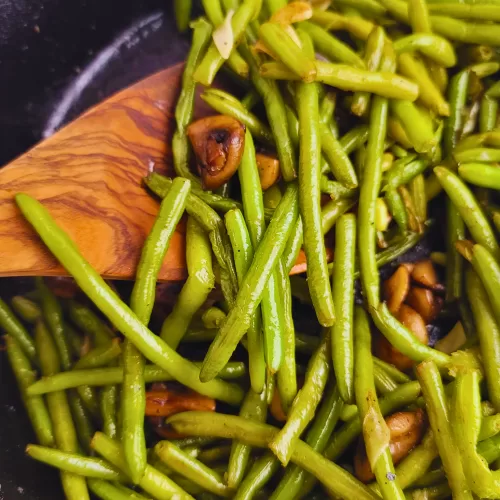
4,0 -> 500,498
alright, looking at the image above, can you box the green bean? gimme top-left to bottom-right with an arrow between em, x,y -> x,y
340,125 -> 370,155
479,414 -> 500,441
101,385 -> 118,439
331,214 -> 356,403
0,298 -> 36,363
282,217 -> 303,273
197,445 -> 231,464
480,96 -> 499,133
409,173 -> 427,225
91,432 -> 192,499
234,452 -> 279,500
417,361 -> 472,499
144,172 -> 245,216
469,61 -> 500,79
11,296 -> 41,324
435,167 -> 500,261
238,129 -> 283,374
269,333 -> 330,466
359,45 -> 392,309
35,321 -> 89,500
161,218 -> 214,349
68,390 -> 95,452
200,89 -> 273,144
390,100 -> 436,153
154,441 -> 231,497
259,22 -> 317,82
459,163 -> 500,190
323,381 -> 421,461
16,194 -> 244,405
393,34 -> 456,67
301,21 -> 365,68
168,412 -> 379,500
201,307 -> 226,330
74,339 -> 121,370
354,306 -> 405,500
28,362 -> 245,395
373,357 -> 411,384
132,176 -> 190,326
321,198 -> 356,235
26,444 -> 124,480
371,303 -> 451,367
320,121 -> 359,187
194,0 -> 256,85
6,336 -> 54,447
227,389 -> 267,489
321,176 -> 357,199
444,198 -> 465,303
275,258 -> 297,412
224,210 -> 265,393
455,148 -> 500,164
409,0 -> 432,33
296,29 -> 335,327
241,89 -> 260,109
373,364 -> 398,394
397,53 -> 449,116
240,44 -> 296,182
68,300 -> 115,347
174,0 -> 192,32
265,0 -> 286,13
88,479 -> 149,500
428,2 -> 500,20
406,482 -> 452,499
261,60 -> 419,100
310,9 -> 376,40
270,383 -> 343,500
385,157 -> 428,191
351,26 -> 385,117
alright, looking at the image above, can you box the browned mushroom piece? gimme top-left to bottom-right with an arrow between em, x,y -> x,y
256,152 -> 281,190
354,409 -> 426,483
411,260 -> 444,291
383,265 -> 411,314
375,304 -> 428,371
187,115 -> 246,190
407,287 -> 442,323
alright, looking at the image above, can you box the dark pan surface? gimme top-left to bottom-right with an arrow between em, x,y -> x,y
0,1 -> 191,497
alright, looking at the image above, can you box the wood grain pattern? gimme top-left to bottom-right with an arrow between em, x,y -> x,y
0,64 -> 188,281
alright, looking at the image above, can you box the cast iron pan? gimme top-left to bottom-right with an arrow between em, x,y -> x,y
0,2 -> 445,498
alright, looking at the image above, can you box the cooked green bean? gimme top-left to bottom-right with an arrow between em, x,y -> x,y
200,89 -> 273,144
26,444 -> 124,480
227,388 -> 267,489
0,298 -> 36,362
11,296 -> 41,324
269,333 -> 330,466
373,364 -> 399,394
359,44 -> 392,309
297,29 -> 335,327
301,21 -> 365,69
6,336 -> 54,447
332,214 -> 356,403
354,306 -> 405,499
393,34 -> 456,67
16,194 -> 244,405
240,43 -> 296,181
435,167 -> 500,261
68,300 -> 115,347
74,339 -> 121,370
201,307 -> 226,330
161,218 -> 214,349
234,452 -> 279,500
459,162 -> 500,190
154,441 -> 231,497
260,60 -> 419,100
168,412 -> 379,500
88,479 -> 149,500
417,361 -> 472,499
67,390 -> 95,452
35,321 -> 89,500
174,0 -> 192,32
28,362 -> 245,395
340,124 -> 370,155
100,385 -> 118,439
238,129 -> 283,373
373,357 -> 411,384
479,96 -> 499,133
351,26 -> 385,117
270,383 -> 343,500
92,432 -> 192,499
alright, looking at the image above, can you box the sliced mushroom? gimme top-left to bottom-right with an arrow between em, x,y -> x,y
411,260 -> 443,291
407,287 -> 442,323
383,265 -> 411,314
187,115 -> 246,190
256,152 -> 281,190
354,409 -> 426,483
375,304 -> 428,371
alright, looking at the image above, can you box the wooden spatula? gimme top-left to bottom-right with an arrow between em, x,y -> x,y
0,64 -> 192,281
0,64 -> 310,282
